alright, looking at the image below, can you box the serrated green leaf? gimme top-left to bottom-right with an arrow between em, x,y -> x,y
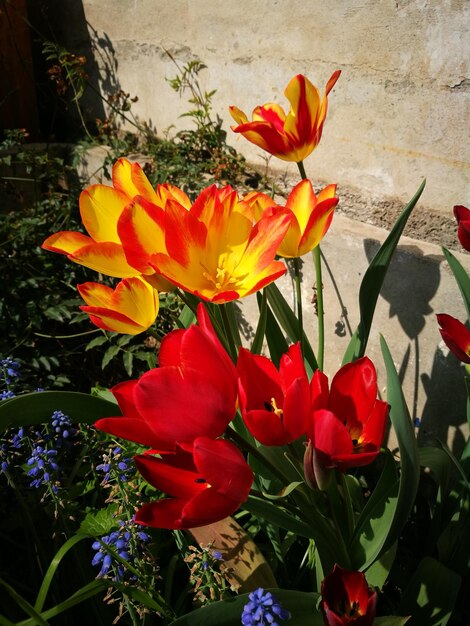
0,391 -> 121,431
79,505 -> 120,536
101,344 -> 120,369
123,351 -> 133,376
85,335 -> 108,351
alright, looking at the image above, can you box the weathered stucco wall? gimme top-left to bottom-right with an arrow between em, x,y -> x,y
79,0 -> 470,213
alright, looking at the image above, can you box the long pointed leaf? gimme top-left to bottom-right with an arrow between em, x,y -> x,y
0,391 -> 121,431
170,589 -> 321,626
266,283 -> 318,370
343,180 -> 426,363
380,336 -> 420,550
0,579 -> 50,626
442,246 -> 470,320
35,535 -> 89,612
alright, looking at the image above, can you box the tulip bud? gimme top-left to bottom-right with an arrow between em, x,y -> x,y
303,440 -> 333,491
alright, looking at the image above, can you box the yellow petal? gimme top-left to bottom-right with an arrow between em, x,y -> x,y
69,241 -> 139,277
78,277 -> 159,335
112,158 -> 158,203
42,231 -> 92,255
79,185 -> 130,243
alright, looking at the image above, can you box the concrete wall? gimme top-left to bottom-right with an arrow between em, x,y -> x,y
78,0 -> 470,214
64,1 -> 470,450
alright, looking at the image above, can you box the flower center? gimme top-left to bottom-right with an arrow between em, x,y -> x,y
264,397 -> 284,420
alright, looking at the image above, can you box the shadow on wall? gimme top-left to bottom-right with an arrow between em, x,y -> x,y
7,0 -> 107,140
364,239 -> 467,455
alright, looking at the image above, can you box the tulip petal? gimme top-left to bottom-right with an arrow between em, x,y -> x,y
312,409 -> 354,465
437,313 -> 470,363
135,367 -> 235,445
41,231 -> 93,255
118,196 -> 167,273
79,185 -> 130,243
68,241 -> 138,277
112,158 -> 158,203
328,357 -> 378,427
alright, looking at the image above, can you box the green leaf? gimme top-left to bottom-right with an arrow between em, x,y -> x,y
374,618 -> 410,626
398,556 -> 461,625
343,180 -> 426,363
442,246 -> 470,320
85,335 -> 108,350
170,590 -> 321,626
243,496 -> 316,540
123,350 -> 133,376
101,344 -> 120,369
0,578 -> 50,626
178,304 -> 196,328
263,299 -> 289,367
265,283 -> 318,370
348,449 -> 399,570
365,541 -> 397,590
0,391 -> 121,431
18,580 -> 108,625
252,289 -> 268,354
262,481 -> 304,500
35,535 -> 89,612
79,505 -> 120,536
380,336 -> 420,551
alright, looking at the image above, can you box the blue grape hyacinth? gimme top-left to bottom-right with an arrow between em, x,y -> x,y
26,445 -> 60,492
241,588 -> 290,625
91,521 -> 151,581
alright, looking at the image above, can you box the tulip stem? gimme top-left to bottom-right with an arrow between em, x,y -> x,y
313,246 -> 325,371
297,160 -> 307,180
226,425 -> 288,484
293,257 -> 304,355
220,303 -> 239,363
339,472 -> 355,541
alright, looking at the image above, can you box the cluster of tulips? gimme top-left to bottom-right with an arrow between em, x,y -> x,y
41,69 -> 467,625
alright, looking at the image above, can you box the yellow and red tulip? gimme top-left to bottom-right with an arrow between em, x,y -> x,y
78,276 -> 159,335
229,71 -> 340,163
144,184 -> 292,303
42,158 -> 184,291
246,179 -> 338,258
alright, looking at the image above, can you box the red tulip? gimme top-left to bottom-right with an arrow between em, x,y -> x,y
237,343 -> 310,446
321,564 -> 377,626
454,205 -> 470,252
437,313 -> 470,364
133,437 -> 254,529
95,303 -> 238,450
305,358 -> 388,488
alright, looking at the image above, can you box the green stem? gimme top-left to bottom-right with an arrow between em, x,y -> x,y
293,257 -> 304,355
220,303 -> 238,363
226,426 -> 288,484
297,160 -> 307,180
313,246 -> 325,371
339,472 -> 355,541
